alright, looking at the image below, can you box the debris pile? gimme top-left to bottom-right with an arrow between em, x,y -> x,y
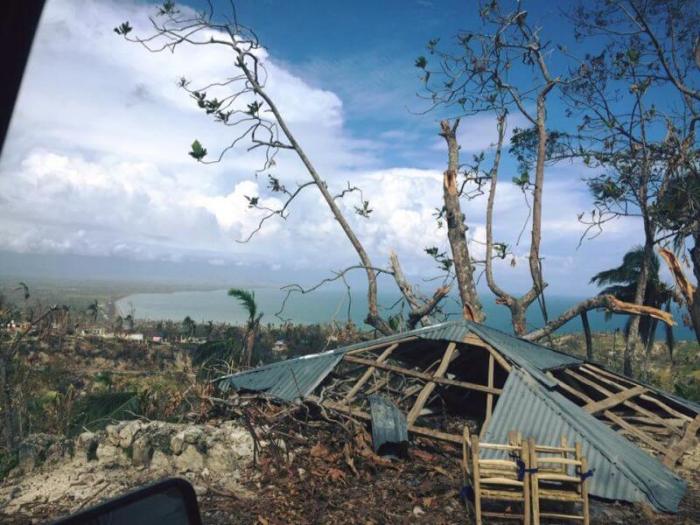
219,320 -> 700,513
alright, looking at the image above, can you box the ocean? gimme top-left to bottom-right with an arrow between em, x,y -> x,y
115,288 -> 695,340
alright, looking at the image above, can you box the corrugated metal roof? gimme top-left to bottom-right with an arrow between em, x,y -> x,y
369,395 -> 409,453
218,349 -> 344,401
482,370 -> 687,513
411,320 -> 582,386
215,320 -> 693,511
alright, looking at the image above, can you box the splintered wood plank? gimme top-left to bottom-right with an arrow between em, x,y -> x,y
407,342 -> 458,425
565,369 -> 682,436
664,413 -> 700,468
583,385 -> 647,414
582,364 -> 693,422
463,333 -> 512,372
342,354 -> 502,395
343,343 -> 398,402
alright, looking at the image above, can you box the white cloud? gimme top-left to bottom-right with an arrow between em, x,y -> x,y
0,0 -> 648,297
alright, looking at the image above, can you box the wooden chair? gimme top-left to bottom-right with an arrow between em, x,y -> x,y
528,438 -> 590,525
462,428 -> 531,525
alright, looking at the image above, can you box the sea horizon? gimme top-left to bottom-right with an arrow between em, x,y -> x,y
116,288 -> 695,340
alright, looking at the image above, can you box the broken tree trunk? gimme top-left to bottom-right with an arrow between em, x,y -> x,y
523,294 -> 674,342
659,246 -> 700,345
439,120 -> 483,322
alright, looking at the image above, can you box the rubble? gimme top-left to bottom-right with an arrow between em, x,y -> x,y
0,419 -> 254,522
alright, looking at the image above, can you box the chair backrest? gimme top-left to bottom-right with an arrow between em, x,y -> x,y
528,438 -> 583,478
463,428 -> 529,482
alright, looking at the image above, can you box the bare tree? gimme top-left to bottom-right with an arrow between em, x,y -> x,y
418,1 -> 677,356
560,0 -> 699,372
418,2 -> 565,335
116,1 -> 448,334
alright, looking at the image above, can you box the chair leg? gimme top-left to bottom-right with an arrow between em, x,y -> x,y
528,438 -> 540,525
581,453 -> 590,525
474,490 -> 482,525
471,435 -> 483,525
523,441 -> 531,525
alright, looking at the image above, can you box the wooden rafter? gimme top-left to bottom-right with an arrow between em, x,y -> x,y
480,354 -> 495,439
603,411 -> 668,454
564,369 -> 683,436
583,385 -> 647,414
582,364 -> 693,423
343,337 -> 417,356
318,397 -> 462,444
343,343 -> 398,402
407,342 -> 458,425
462,333 -> 512,372
548,371 -> 667,454
342,354 -> 502,395
622,415 -> 685,428
664,414 -> 700,468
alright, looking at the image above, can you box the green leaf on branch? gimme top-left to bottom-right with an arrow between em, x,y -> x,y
512,171 -> 530,188
246,101 -> 263,116
415,56 -> 428,69
158,0 -> 177,16
113,22 -> 133,36
354,200 -> 373,218
189,140 -> 208,161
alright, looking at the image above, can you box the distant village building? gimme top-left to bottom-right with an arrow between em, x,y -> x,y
5,320 -> 31,333
151,336 -> 163,343
125,333 -> 144,342
271,340 -> 288,353
81,327 -> 106,337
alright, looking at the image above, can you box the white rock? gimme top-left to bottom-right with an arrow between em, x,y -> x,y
175,445 -> 205,473
150,450 -> 172,472
171,431 -> 186,455
118,420 -> 142,449
131,436 -> 152,466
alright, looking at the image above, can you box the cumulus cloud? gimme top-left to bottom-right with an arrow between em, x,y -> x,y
0,0 -> 645,295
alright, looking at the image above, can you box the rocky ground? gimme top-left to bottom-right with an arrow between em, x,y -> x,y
1,401 -> 699,524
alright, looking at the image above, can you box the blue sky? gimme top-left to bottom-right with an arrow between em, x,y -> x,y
0,0 -> 658,297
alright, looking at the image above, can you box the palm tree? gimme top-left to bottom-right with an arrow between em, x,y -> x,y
228,288 -> 263,367
86,300 -> 101,322
182,316 -> 196,338
591,247 -> 675,363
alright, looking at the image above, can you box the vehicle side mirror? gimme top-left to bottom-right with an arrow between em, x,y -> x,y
51,478 -> 202,525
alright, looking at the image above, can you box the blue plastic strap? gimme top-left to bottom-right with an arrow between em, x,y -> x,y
510,452 -> 538,481
460,484 -> 475,503
580,468 -> 595,481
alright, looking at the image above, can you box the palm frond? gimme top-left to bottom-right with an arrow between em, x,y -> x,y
590,246 -> 644,286
228,288 -> 258,320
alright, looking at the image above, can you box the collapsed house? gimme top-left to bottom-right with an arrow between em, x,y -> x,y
217,320 -> 699,513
